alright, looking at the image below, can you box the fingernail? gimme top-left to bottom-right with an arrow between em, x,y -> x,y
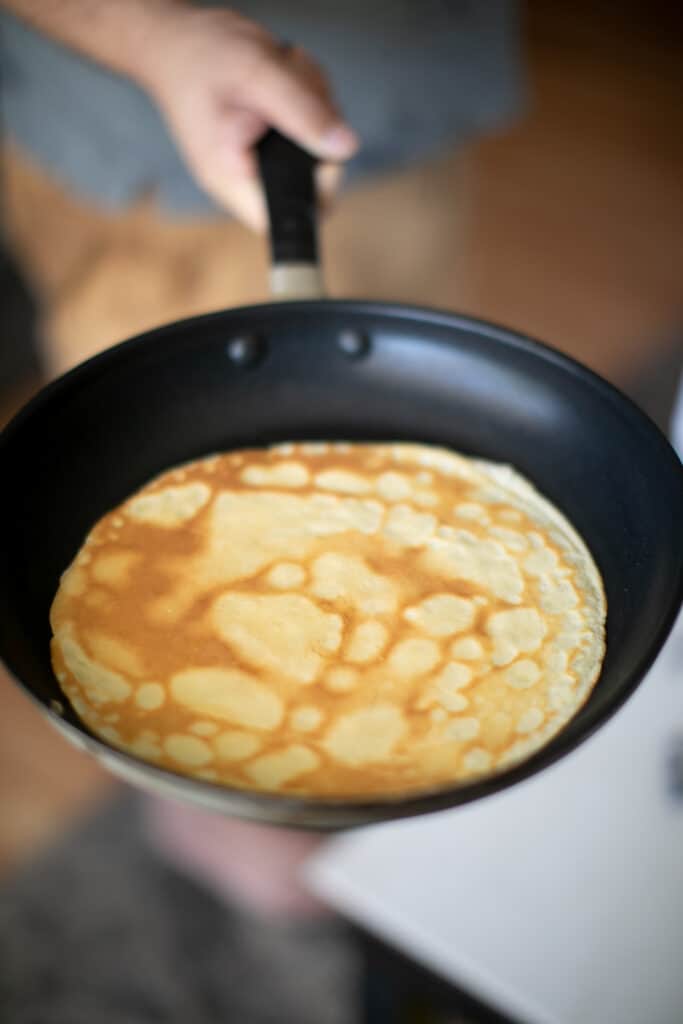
318,123 -> 358,159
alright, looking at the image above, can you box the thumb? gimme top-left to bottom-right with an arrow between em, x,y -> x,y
246,48 -> 358,162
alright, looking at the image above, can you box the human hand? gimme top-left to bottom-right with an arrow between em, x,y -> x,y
138,5 -> 358,229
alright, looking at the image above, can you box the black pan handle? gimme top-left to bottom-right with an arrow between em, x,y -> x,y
256,129 -> 325,299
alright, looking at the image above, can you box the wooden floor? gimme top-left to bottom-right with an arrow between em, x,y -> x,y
1,2 -> 681,874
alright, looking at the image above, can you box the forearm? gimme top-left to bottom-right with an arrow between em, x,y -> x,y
0,0 -> 189,84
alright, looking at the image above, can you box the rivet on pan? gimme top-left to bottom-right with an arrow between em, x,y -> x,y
50,699 -> 64,716
226,335 -> 264,367
338,329 -> 370,359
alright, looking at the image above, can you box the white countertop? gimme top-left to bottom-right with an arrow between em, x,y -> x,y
307,611 -> 683,1024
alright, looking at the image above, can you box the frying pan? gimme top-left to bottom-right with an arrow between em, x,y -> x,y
1,134 -> 681,829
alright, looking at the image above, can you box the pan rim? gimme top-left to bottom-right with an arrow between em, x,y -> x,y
2,298 -> 681,463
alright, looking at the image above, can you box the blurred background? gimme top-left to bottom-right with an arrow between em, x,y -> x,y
1,2 -> 681,1022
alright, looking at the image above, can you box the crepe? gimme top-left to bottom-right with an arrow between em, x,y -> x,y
50,442 -> 606,799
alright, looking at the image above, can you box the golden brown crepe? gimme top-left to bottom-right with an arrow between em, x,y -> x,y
50,442 -> 606,798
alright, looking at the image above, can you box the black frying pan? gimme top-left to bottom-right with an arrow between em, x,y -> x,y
1,134 -> 681,828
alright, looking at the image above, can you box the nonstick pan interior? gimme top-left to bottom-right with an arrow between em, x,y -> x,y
1,301 -> 681,828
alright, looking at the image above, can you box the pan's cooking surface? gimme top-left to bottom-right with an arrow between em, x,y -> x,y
0,302 -> 681,826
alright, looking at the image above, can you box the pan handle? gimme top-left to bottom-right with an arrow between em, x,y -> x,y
256,129 -> 325,300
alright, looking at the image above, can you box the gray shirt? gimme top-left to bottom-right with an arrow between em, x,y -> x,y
0,1 -> 523,215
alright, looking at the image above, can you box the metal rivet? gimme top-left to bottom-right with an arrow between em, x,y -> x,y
226,335 -> 264,367
338,329 -> 370,359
